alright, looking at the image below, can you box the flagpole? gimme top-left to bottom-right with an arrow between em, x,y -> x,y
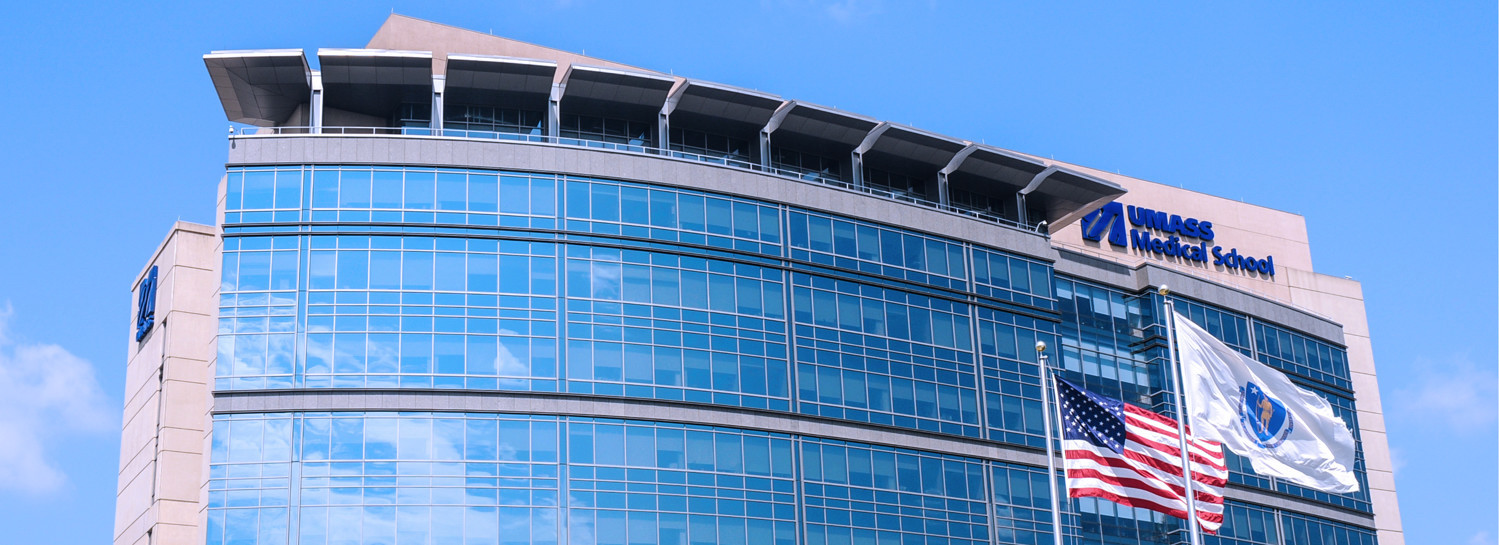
1035,341 -> 1066,545
1161,286 -> 1203,545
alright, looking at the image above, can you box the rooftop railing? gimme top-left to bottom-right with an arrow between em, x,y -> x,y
232,126 -> 1044,235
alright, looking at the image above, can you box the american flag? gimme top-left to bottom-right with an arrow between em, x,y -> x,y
1055,377 -> 1227,534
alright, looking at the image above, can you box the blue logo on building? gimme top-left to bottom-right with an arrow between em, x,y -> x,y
1079,203 -> 1275,276
1239,382 -> 1294,448
135,266 -> 157,342
1080,202 -> 1127,246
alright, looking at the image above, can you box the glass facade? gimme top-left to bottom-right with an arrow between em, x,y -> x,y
213,164 -> 1378,544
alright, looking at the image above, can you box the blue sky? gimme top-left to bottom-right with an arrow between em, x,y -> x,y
0,1 -> 1491,543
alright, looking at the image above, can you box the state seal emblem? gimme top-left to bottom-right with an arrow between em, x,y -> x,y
1238,381 -> 1293,448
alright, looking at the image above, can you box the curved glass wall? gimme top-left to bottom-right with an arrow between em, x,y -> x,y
216,163 -> 1377,543
219,165 -> 1054,447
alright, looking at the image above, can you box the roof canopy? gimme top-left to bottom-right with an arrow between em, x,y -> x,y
318,49 -> 433,118
862,123 -> 968,172
560,64 -> 675,119
765,101 -> 880,157
667,80 -> 783,131
443,54 -> 555,108
204,49 -> 310,126
206,17 -> 1131,231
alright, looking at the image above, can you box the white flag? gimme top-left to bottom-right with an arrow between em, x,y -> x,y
1172,312 -> 1360,493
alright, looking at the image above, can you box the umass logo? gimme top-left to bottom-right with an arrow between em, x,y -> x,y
1080,202 -> 1276,276
1080,202 -> 1128,246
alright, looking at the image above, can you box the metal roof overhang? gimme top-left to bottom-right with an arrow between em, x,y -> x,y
318,49 -> 433,118
443,54 -> 556,107
865,124 -> 968,171
667,80 -> 783,130
560,64 -> 675,118
949,145 -> 1047,192
204,49 -> 310,126
768,101 -> 879,156
1022,166 -> 1127,228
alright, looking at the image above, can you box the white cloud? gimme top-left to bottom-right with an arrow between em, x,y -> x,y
0,305 -> 112,494
1388,353 -> 1498,433
824,0 -> 883,23
761,0 -> 887,24
1470,530 -> 1494,545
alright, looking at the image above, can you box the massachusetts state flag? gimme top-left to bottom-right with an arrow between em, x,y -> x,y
1172,311 -> 1360,493
1056,377 -> 1227,533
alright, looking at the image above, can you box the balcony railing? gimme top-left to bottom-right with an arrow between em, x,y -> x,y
232,126 -> 1044,235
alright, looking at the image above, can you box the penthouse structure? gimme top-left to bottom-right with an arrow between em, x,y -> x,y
115,14 -> 1401,545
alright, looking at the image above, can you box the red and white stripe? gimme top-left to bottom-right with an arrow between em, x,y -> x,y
1064,404 -> 1228,534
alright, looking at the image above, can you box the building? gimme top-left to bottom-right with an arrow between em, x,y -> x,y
115,14 -> 1401,545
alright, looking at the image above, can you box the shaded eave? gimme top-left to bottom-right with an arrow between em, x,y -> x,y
666,80 -> 784,129
559,64 -> 677,118
317,49 -> 433,118
443,54 -> 557,103
204,49 -> 310,126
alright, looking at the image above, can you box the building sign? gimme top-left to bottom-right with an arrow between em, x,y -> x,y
1080,202 -> 1275,275
135,266 -> 158,342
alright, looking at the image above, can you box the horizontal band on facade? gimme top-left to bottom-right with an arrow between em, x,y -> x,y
214,388 -> 1375,528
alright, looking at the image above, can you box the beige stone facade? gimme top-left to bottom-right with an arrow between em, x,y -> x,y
114,221 -> 218,545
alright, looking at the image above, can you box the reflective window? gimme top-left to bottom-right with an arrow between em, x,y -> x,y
563,246 -> 790,410
1279,512 -> 1378,545
668,127 -> 752,167
560,114 -> 653,149
1210,502 -> 1279,545
567,418 -> 797,545
791,273 -> 980,437
1253,320 -> 1350,390
563,177 -> 782,256
991,462 -> 1056,544
769,146 -> 845,183
972,247 -> 1056,309
978,308 -> 1057,448
863,168 -> 929,201
788,210 -> 968,290
445,104 -> 545,136
225,166 -> 557,230
218,235 -> 560,391
801,438 -> 988,545
1054,278 -> 1157,407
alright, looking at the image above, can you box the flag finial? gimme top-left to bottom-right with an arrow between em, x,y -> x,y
1158,285 -> 1170,296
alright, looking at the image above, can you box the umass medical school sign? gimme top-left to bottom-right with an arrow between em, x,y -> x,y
1080,202 -> 1276,276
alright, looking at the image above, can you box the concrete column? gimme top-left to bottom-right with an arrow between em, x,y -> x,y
937,144 -> 978,208
1017,166 -> 1059,228
658,111 -> 669,153
852,122 -> 891,189
548,83 -> 563,138
760,101 -> 794,169
759,133 -> 772,169
430,75 -> 445,131
936,173 -> 950,207
309,71 -> 323,134
851,152 -> 864,188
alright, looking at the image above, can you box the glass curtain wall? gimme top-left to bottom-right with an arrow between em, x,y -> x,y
213,164 -> 1377,545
